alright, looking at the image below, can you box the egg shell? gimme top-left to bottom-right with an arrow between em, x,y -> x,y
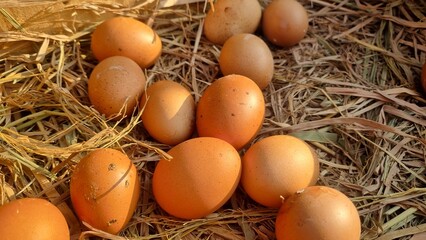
91,16 -> 162,68
219,33 -> 274,90
204,0 -> 262,45
241,135 -> 319,208
0,198 -> 70,240
70,148 -> 140,235
262,0 -> 309,47
88,56 -> 146,118
421,62 -> 426,93
196,74 -> 265,150
152,137 -> 241,219
140,80 -> 195,145
275,186 -> 361,240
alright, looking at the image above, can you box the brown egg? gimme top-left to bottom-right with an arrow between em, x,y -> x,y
0,198 -> 69,240
219,33 -> 274,90
241,135 -> 319,208
70,148 -> 140,234
91,16 -> 162,68
88,56 -> 146,118
262,0 -> 309,47
422,62 -> 426,93
140,80 -> 195,145
196,74 -> 265,150
275,186 -> 361,240
204,0 -> 262,45
152,137 -> 241,219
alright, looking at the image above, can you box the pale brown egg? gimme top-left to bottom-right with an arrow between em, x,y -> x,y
152,137 -> 241,219
140,80 -> 195,145
196,74 -> 265,150
241,135 -> 319,208
275,186 -> 361,240
70,148 -> 140,235
204,0 -> 262,45
88,56 -> 146,118
0,198 -> 69,240
91,16 -> 162,69
262,0 -> 309,47
219,33 -> 274,90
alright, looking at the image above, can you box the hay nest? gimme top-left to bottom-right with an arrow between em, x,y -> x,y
0,0 -> 425,239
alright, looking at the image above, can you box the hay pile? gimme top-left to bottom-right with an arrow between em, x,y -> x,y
0,0 -> 425,239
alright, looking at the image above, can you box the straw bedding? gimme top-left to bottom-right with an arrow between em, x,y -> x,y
0,0 -> 425,239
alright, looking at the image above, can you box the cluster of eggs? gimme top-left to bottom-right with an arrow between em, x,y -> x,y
0,0 -> 363,239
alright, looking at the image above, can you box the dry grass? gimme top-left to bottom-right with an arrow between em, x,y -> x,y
0,0 -> 425,239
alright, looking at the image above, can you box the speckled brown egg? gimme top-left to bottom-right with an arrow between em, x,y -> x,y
140,80 -> 196,145
152,137 -> 241,219
88,56 -> 146,118
0,198 -> 69,240
91,16 -> 162,68
70,148 -> 140,235
241,135 -> 319,208
219,33 -> 274,90
196,74 -> 265,150
204,0 -> 262,45
262,0 -> 309,47
275,186 -> 361,240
